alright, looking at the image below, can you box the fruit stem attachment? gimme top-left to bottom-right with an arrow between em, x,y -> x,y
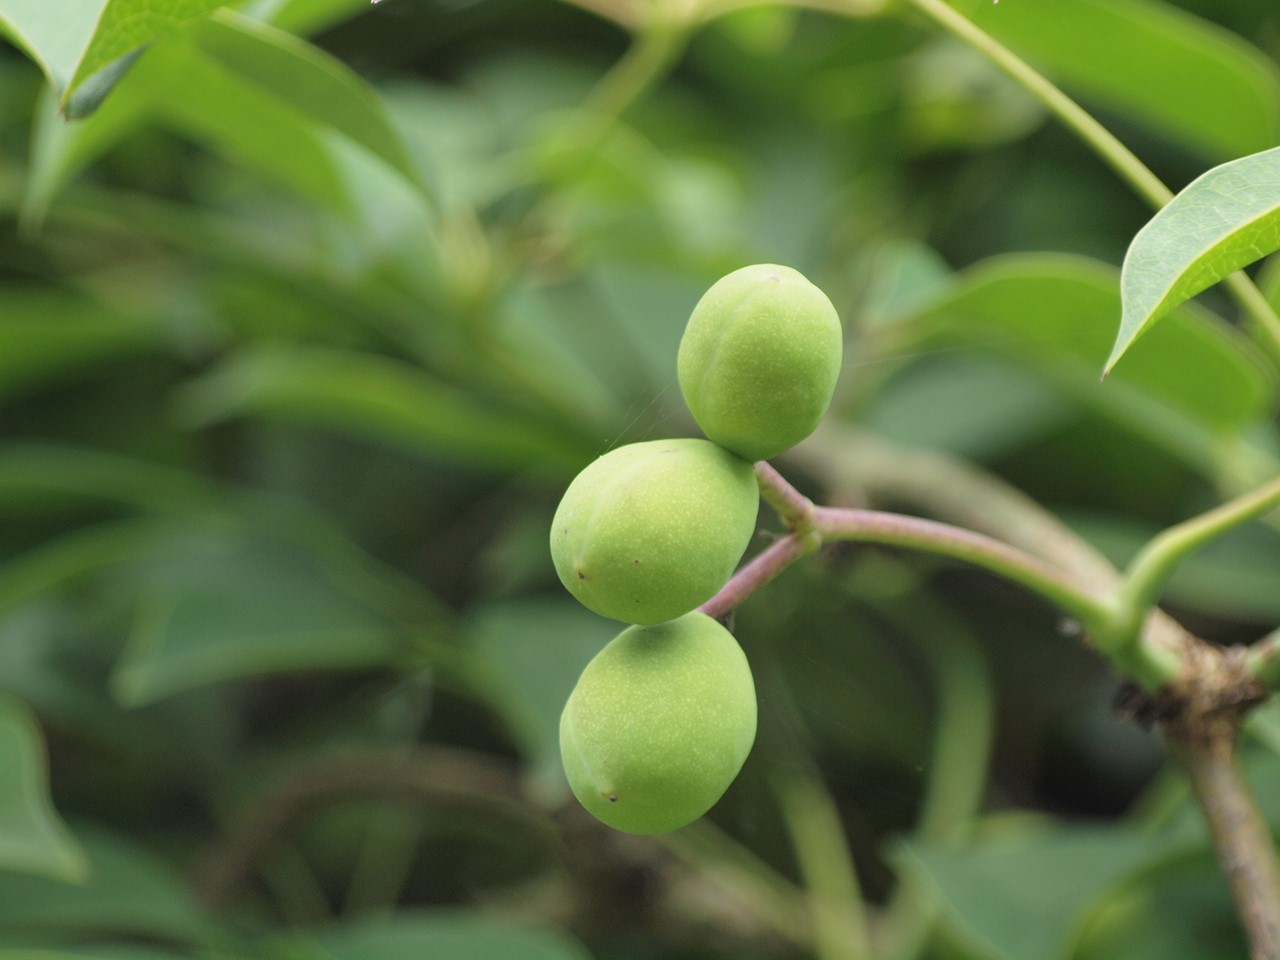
1108,473 -> 1280,657
755,460 -> 816,531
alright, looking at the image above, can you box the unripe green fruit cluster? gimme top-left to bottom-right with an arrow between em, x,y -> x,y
679,264 -> 843,462
551,264 -> 841,834
551,438 -> 758,625
560,613 -> 756,834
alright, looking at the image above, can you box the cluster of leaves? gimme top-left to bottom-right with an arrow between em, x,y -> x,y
1,0 -> 1280,959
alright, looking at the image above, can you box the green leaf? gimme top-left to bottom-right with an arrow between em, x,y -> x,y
0,522 -> 163,619
0,825 -> 213,942
0,444 -> 219,517
0,292 -> 169,401
0,949 -> 197,960
111,527 -> 410,706
0,0 -> 234,113
900,822 -> 1170,960
287,911 -> 593,960
1107,146 -> 1280,375
865,355 -> 1073,462
23,11 -> 432,232
23,80 -> 149,226
956,0 -> 1280,159
246,0 -> 375,38
1074,862 -> 1245,960
61,0 -> 235,113
903,254 -> 1274,471
188,11 -> 427,196
0,696 -> 87,884
174,347 -> 592,473
0,0 -> 104,97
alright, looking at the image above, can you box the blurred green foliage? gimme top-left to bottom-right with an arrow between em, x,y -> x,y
0,0 -> 1279,958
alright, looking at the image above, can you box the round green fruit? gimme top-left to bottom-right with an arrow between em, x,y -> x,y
550,438 -> 758,625
678,263 -> 842,462
559,612 -> 757,835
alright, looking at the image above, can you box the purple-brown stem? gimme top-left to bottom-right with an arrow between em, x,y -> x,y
699,532 -> 816,620
702,462 -> 1116,635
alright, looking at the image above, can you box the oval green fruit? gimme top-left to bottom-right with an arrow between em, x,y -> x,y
560,612 -> 757,835
550,438 -> 758,624
678,263 -> 842,462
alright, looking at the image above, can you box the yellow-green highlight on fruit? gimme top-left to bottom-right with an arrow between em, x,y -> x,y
559,612 -> 757,835
550,438 -> 758,625
678,263 -> 842,462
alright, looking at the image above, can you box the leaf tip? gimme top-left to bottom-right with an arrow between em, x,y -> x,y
1101,343 -> 1125,381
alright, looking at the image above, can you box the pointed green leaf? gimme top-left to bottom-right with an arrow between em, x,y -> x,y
0,523 -> 162,620
23,11 -> 432,228
0,0 -> 104,95
904,255 -> 1274,470
174,348 -> 592,472
247,0 -> 374,36
900,823 -> 1171,960
0,0 -> 233,113
1108,146 -> 1280,374
61,0 -> 235,112
0,950 -> 196,960
188,10 -> 428,196
0,696 -> 87,883
0,291 -> 169,401
0,445 -> 219,517
111,528 -> 410,706
0,825 -> 213,941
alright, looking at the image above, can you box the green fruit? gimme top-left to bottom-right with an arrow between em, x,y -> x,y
550,438 -> 758,624
560,612 -> 757,834
678,263 -> 842,462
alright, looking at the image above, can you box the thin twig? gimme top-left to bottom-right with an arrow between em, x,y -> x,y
790,429 -> 1119,590
811,504 -> 1119,637
1166,710 -> 1280,960
706,460 -> 1125,665
1116,473 -> 1280,645
789,428 -> 1196,686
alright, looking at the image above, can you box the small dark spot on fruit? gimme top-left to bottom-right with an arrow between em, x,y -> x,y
633,559 -> 641,565
607,794 -> 618,803
576,568 -> 586,580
